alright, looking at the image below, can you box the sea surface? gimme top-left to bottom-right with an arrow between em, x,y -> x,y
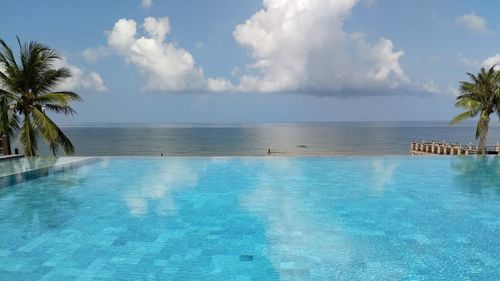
24,121 -> 500,156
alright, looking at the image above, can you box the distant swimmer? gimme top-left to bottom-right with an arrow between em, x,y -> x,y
267,149 -> 271,155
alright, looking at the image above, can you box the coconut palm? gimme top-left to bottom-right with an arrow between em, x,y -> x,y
0,38 -> 81,156
450,66 -> 500,155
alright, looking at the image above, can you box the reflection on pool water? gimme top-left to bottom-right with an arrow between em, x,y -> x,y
0,156 -> 499,280
0,157 -> 93,177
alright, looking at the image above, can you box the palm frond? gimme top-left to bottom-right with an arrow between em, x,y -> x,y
31,107 -> 58,142
20,114 -> 38,156
0,88 -> 19,136
54,126 -> 75,155
0,88 -> 16,100
0,39 -> 18,68
35,68 -> 72,92
449,110 -> 478,125
37,91 -> 82,104
32,108 -> 74,155
42,104 -> 76,116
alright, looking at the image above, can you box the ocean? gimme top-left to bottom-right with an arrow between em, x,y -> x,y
24,121 -> 500,156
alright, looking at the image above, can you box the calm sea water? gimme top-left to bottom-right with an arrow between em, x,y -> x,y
27,121 -> 500,156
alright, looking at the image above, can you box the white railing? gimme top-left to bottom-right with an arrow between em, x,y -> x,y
410,140 -> 500,155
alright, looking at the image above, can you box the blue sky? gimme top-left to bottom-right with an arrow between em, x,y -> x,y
1,0 -> 499,123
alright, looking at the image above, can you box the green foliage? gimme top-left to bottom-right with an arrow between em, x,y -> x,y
450,66 -> 500,154
0,38 -> 81,156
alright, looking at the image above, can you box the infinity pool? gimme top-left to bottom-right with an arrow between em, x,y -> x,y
0,157 -> 499,280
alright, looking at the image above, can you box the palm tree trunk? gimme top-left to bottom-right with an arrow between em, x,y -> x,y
2,134 -> 11,155
6,135 -> 11,155
478,116 -> 490,155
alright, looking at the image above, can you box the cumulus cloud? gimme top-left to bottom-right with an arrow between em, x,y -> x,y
417,80 -> 455,96
232,0 -> 409,94
104,1 -> 441,96
458,53 -> 481,68
141,0 -> 153,9
54,58 -> 107,92
82,46 -> 111,62
107,17 -> 232,92
456,12 -> 488,33
482,54 -> 500,70
420,81 -> 441,94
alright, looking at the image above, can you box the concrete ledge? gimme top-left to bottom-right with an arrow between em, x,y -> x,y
0,155 -> 24,161
0,157 -> 98,188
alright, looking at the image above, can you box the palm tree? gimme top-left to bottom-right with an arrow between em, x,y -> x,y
450,66 -> 500,155
0,38 -> 81,156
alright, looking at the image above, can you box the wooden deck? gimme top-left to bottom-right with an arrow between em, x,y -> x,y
410,141 -> 500,155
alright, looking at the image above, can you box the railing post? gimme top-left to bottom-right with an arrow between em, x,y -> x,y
408,140 -> 499,156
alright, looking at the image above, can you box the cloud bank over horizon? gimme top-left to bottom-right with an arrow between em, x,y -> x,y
86,0 -> 471,97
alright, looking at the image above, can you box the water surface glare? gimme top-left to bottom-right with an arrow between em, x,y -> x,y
0,157 -> 499,280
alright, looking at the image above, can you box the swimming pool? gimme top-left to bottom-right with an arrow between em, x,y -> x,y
0,157 -> 499,280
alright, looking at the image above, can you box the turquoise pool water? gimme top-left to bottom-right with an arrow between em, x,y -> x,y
0,157 -> 499,280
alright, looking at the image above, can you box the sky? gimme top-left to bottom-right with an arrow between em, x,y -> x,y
1,0 -> 499,123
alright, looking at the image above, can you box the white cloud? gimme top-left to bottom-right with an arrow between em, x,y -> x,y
456,12 -> 488,33
82,46 -> 111,62
420,81 -> 441,94
104,1 -> 441,96
194,41 -> 204,50
107,17 -> 232,92
232,0 -> 409,95
54,58 -> 107,92
418,81 -> 456,96
458,53 -> 481,68
482,54 -> 500,70
141,0 -> 153,9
